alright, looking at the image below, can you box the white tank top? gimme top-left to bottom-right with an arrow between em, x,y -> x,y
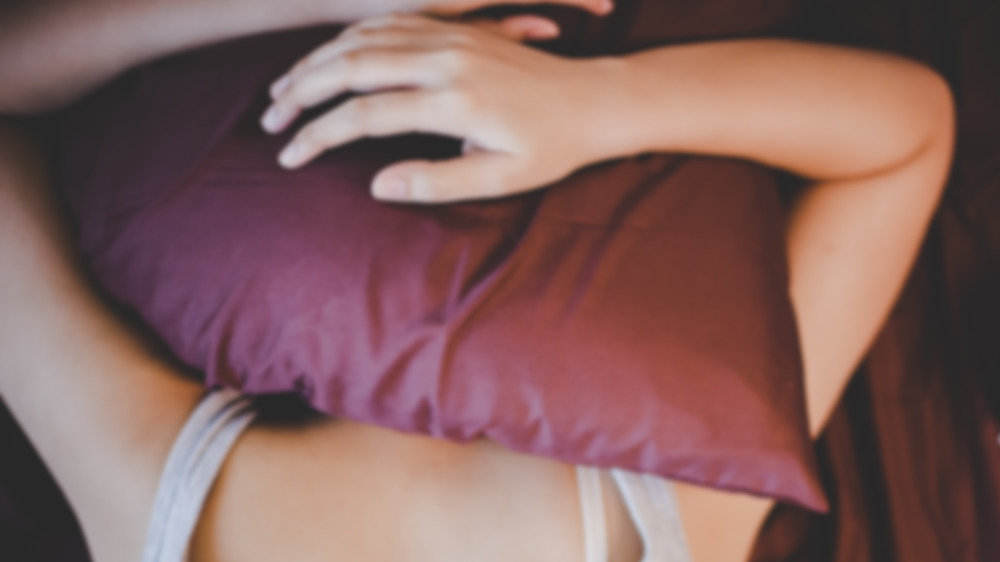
576,466 -> 694,562
143,390 -> 693,562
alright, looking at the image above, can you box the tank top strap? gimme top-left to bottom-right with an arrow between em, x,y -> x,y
610,469 -> 693,562
577,465 -> 610,562
142,388 -> 257,562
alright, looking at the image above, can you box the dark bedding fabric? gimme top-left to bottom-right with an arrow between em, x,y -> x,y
749,1 -> 1000,560
0,400 -> 88,562
49,6 -> 823,509
2,0 -> 999,560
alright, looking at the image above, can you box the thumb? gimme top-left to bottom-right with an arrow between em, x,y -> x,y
371,152 -> 522,203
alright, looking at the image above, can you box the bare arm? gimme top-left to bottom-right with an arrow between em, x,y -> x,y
0,121 -> 204,562
0,0 -> 610,115
0,120 -> 602,562
611,41 -> 954,562
264,22 -> 955,560
0,0 -> 374,114
267,18 -> 954,464
265,25 -> 955,441
608,39 -> 955,435
0,16 -> 954,560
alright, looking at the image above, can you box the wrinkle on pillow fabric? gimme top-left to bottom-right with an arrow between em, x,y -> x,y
53,23 -> 825,511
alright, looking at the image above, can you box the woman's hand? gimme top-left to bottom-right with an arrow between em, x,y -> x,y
262,14 -> 625,203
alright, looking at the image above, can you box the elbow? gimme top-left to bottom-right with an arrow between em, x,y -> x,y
866,62 -> 957,209
902,63 -> 956,174
857,60 -> 956,189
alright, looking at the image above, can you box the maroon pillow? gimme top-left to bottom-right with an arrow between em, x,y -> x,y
54,22 -> 825,511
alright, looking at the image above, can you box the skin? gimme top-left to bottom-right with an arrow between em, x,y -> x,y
0,0 -> 611,114
0,6 -> 954,562
263,18 -> 954,560
0,123 -> 641,562
0,4 -> 627,562
0,127 -> 603,562
260,14 -> 956,447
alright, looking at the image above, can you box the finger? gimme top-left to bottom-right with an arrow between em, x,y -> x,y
469,15 -> 560,41
353,12 -> 434,31
371,152 -> 523,203
434,0 -> 613,17
270,14 -> 449,99
548,0 -> 615,15
263,48 -> 444,134
271,38 -> 353,98
277,90 -> 462,168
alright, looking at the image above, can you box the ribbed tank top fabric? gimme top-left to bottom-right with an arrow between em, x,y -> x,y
143,392 -> 692,562
141,389 -> 257,562
577,466 -> 694,562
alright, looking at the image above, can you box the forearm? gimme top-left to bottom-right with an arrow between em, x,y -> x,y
597,39 -> 950,183
0,0 -> 404,115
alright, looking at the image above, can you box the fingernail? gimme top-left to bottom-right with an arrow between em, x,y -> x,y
261,105 -> 290,133
278,143 -> 305,168
270,75 -> 291,98
599,0 -> 614,14
374,177 -> 409,200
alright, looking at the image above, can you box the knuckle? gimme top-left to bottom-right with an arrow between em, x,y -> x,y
438,46 -> 469,72
284,61 -> 306,81
293,76 -> 328,106
442,89 -> 476,121
295,124 -> 322,147
283,78 -> 309,106
352,26 -> 378,42
366,13 -> 394,26
308,42 -> 339,64
345,98 -> 373,131
349,95 -> 373,117
330,36 -> 357,57
452,83 -> 481,114
339,49 -> 363,70
340,24 -> 362,40
454,45 -> 479,68
445,30 -> 475,49
327,55 -> 359,86
409,177 -> 439,202
383,12 -> 412,26
439,90 -> 464,116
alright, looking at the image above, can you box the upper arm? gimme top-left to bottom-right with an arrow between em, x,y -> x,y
787,64 -> 955,435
